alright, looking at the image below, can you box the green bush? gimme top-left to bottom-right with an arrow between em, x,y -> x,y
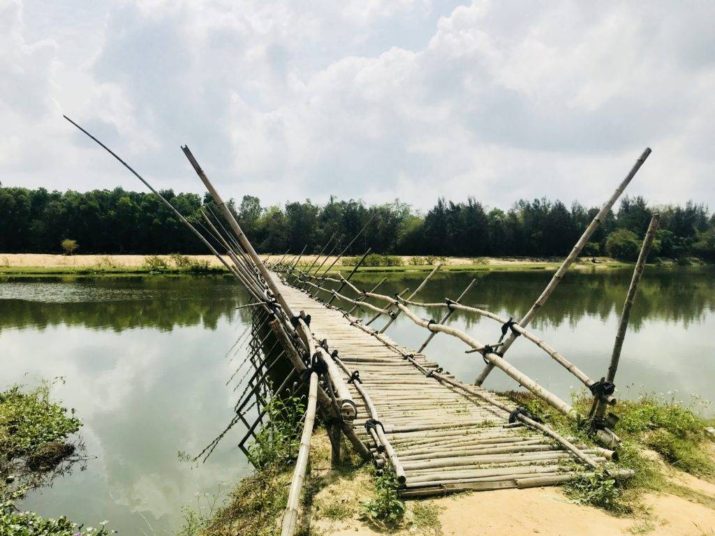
0,501 -> 113,536
143,255 -> 169,272
361,470 -> 405,528
605,229 -> 641,261
60,239 -> 78,256
565,470 -> 629,513
362,254 -> 404,267
247,396 -> 305,468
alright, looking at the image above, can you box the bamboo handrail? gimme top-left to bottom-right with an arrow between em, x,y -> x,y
397,297 -> 596,390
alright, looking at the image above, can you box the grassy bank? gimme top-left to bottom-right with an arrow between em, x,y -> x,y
183,393 -> 715,535
0,383 -> 113,535
2,253 -> 707,277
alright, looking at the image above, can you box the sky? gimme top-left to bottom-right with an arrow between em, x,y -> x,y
1,0 -> 713,211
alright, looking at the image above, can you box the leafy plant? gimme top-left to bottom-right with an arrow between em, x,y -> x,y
0,500 -> 113,536
142,255 -> 169,272
361,470 -> 405,528
247,395 -> 306,468
60,239 -> 78,256
565,470 -> 630,514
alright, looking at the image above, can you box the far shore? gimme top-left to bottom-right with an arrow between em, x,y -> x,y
0,253 -> 705,276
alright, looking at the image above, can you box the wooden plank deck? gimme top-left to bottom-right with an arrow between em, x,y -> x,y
273,275 -> 603,496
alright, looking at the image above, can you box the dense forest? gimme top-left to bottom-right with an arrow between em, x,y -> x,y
1,186 -> 713,261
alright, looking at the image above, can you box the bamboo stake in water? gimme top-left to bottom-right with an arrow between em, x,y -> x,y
593,214 -> 660,423
379,263 -> 441,333
607,214 -> 660,383
475,148 -> 653,385
327,248 -> 371,305
418,279 -> 476,352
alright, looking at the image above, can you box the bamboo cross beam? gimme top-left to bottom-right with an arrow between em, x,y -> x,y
379,263 -> 441,333
475,147 -> 653,386
357,288 -> 577,416
418,279 -> 476,353
346,277 -> 387,315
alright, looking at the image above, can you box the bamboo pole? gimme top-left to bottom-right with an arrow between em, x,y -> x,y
418,279 -> 476,352
281,368 -> 318,536
475,148 -> 652,385
317,212 -> 377,276
607,213 -> 660,384
593,214 -> 660,424
379,263 -> 441,333
327,248 -> 371,305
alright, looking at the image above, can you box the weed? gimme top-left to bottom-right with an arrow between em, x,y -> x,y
412,501 -> 441,532
247,395 -> 305,469
361,470 -> 405,528
565,469 -> 630,514
143,255 -> 169,272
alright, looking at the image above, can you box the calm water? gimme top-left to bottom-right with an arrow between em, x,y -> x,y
1,268 -> 714,534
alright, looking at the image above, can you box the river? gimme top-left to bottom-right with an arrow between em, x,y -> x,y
1,268 -> 713,534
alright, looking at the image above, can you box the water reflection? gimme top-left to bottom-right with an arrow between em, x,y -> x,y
1,269 -> 713,534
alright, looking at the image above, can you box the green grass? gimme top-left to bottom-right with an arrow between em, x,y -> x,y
502,390 -> 714,514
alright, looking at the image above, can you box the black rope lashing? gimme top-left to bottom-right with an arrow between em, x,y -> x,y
499,317 -> 520,343
427,319 -> 437,331
480,344 -> 496,365
347,370 -> 362,384
301,352 -> 328,381
508,406 -> 542,424
589,378 -> 616,399
445,298 -> 455,310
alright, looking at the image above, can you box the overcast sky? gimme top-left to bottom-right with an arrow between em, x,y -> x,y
1,0 -> 713,211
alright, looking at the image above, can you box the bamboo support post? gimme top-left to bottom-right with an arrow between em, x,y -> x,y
327,248 -> 371,305
475,148 -> 652,385
418,279 -> 476,352
379,263 -> 441,333
281,369 -> 318,536
593,214 -> 660,424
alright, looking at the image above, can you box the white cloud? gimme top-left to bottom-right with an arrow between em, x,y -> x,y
2,0 -> 713,210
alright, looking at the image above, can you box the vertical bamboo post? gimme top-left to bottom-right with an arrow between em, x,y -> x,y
607,214 -> 660,383
326,248 -> 371,304
418,278 -> 476,352
475,148 -> 652,385
593,214 -> 660,424
379,263 -> 441,333
181,146 -> 295,318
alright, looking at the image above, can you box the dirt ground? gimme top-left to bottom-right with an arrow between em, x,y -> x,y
315,483 -> 715,536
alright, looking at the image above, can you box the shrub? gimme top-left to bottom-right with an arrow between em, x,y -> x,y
361,470 -> 405,528
605,229 -> 640,261
60,239 -> 78,256
0,502 -> 113,536
170,253 -> 192,269
362,254 -> 404,267
565,470 -> 629,514
247,396 -> 305,468
143,255 -> 169,272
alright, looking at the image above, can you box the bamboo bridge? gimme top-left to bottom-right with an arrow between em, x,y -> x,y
64,115 -> 657,536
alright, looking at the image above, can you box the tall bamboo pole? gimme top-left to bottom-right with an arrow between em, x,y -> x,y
475,148 -> 652,385
607,214 -> 660,383
593,214 -> 660,423
317,212 -> 378,276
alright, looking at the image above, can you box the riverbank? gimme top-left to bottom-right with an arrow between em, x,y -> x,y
186,394 -> 715,536
1,253 -> 701,276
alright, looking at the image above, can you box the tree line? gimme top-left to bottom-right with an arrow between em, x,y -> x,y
1,186 -> 713,261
